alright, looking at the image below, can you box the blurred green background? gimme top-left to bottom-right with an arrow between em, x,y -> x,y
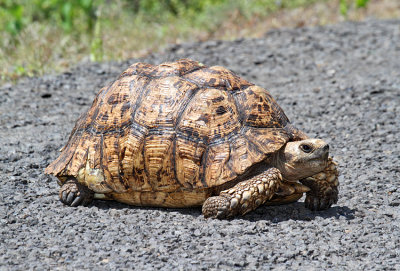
0,0 -> 398,84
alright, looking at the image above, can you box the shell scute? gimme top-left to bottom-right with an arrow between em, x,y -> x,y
175,136 -> 206,189
144,130 -> 178,191
177,88 -> 240,143
236,85 -> 289,127
101,134 -> 128,193
119,124 -> 148,190
183,65 -> 253,91
203,141 -> 234,187
134,76 -> 197,128
120,59 -> 203,78
244,127 -> 289,154
228,134 -> 266,176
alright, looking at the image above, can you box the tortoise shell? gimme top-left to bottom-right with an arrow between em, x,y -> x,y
45,59 -> 305,201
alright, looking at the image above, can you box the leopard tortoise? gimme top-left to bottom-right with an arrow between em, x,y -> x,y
45,59 -> 339,219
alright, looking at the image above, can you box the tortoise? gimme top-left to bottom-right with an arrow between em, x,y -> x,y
45,59 -> 339,219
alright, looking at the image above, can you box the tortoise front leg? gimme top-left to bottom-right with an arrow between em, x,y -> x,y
202,168 -> 283,219
59,178 -> 94,207
300,158 -> 339,211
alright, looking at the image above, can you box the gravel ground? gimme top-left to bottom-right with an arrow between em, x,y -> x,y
1,19 -> 399,270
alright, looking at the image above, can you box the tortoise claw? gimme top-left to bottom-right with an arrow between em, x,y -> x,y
304,186 -> 338,211
66,191 -> 75,205
305,195 -> 321,211
70,195 -> 83,207
61,190 -> 68,203
59,178 -> 94,207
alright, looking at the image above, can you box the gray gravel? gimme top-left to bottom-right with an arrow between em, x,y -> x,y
1,19 -> 400,270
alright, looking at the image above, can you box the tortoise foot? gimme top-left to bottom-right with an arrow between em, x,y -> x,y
304,189 -> 338,211
301,158 -> 339,211
59,178 -> 94,207
202,168 -> 282,219
202,195 -> 231,219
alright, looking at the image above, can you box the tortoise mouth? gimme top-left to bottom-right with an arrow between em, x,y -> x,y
323,151 -> 329,161
317,143 -> 330,161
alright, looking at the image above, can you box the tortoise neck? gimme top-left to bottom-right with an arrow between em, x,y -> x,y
270,151 -> 290,181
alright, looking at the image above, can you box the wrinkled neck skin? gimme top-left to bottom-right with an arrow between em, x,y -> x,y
271,151 -> 306,182
272,142 -> 328,182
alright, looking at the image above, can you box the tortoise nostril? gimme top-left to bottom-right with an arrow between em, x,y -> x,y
323,144 -> 329,152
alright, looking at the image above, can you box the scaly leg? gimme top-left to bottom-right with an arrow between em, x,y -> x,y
300,158 -> 339,211
202,168 -> 283,219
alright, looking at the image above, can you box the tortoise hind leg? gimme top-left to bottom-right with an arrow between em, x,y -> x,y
202,168 -> 283,219
59,178 -> 94,207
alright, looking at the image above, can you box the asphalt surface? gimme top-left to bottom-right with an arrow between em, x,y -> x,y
1,19 -> 399,270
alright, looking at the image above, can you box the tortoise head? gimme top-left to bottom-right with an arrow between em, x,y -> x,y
277,139 -> 329,181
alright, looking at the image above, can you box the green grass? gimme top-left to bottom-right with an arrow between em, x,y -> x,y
0,0 -> 379,84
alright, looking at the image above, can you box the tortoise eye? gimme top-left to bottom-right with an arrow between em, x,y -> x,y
300,144 -> 313,153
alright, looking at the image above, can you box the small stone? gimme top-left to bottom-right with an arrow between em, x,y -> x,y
326,69 -> 336,77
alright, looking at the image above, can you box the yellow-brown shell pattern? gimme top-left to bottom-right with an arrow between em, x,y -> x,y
45,59 -> 297,193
